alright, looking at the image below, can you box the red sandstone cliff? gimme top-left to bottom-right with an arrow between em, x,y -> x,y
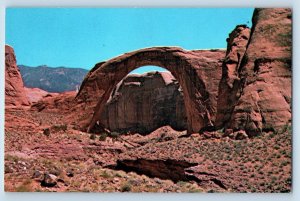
101,71 -> 187,134
216,8 -> 292,135
5,45 -> 30,108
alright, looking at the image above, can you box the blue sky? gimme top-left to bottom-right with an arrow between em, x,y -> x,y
6,8 -> 254,73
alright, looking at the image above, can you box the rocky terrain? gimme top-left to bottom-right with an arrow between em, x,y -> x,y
19,65 -> 88,93
4,8 -> 292,193
4,110 -> 291,192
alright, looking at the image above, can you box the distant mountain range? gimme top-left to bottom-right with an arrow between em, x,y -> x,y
18,65 -> 88,93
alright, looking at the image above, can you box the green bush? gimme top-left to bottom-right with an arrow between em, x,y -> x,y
99,133 -> 108,141
121,182 -> 132,192
90,134 -> 96,140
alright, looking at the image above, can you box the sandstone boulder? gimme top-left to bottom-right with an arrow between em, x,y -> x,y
24,87 -> 58,104
41,173 -> 57,187
232,130 -> 248,140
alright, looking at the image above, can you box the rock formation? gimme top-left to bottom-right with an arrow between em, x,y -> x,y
215,25 -> 251,129
5,45 -> 30,107
216,8 -> 292,135
31,91 -> 77,113
75,48 -> 225,134
8,8 -> 291,137
24,87 -> 58,104
101,71 -> 187,134
74,7 -> 292,136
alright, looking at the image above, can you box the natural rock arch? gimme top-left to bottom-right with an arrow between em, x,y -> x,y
75,47 -> 225,134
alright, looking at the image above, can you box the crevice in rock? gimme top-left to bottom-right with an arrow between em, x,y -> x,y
211,178 -> 227,190
185,169 -> 216,176
115,159 -> 197,182
114,158 -> 227,190
185,170 -> 227,190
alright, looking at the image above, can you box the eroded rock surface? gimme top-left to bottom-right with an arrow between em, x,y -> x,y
216,8 -> 292,135
216,25 -> 251,128
5,45 -> 30,107
31,91 -> 77,113
24,87 -> 58,104
101,71 -> 187,134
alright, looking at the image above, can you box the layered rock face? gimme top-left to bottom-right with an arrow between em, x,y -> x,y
5,45 -> 30,107
216,25 -> 251,128
216,8 -> 292,135
101,72 -> 187,134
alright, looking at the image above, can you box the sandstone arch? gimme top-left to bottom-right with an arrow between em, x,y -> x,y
75,47 -> 225,134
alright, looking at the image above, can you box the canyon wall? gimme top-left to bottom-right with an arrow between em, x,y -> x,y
101,72 -> 187,134
216,8 -> 292,135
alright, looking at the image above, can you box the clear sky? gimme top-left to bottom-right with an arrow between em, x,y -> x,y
6,8 -> 254,73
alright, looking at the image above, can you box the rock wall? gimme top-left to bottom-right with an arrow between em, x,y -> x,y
5,45 -> 30,108
101,71 -> 187,134
215,25 -> 251,128
216,8 -> 292,135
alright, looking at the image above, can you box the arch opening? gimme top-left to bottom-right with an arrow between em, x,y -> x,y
97,66 -> 187,135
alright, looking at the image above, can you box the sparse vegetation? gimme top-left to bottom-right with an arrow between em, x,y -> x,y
90,134 -> 96,140
4,108 -> 291,193
120,182 -> 132,192
99,133 -> 108,141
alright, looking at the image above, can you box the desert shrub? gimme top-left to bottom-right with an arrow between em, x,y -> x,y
100,170 -> 111,178
280,160 -> 289,167
15,179 -> 32,192
121,182 -> 132,192
99,133 -> 108,141
188,188 -> 203,193
51,124 -> 68,132
43,128 -> 51,137
177,181 -> 188,186
110,132 -> 120,139
90,134 -> 96,140
5,154 -> 19,163
274,145 -> 280,150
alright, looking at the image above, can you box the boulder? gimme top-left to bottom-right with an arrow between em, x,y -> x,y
41,173 -> 57,187
233,130 -> 248,140
32,170 -> 43,180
